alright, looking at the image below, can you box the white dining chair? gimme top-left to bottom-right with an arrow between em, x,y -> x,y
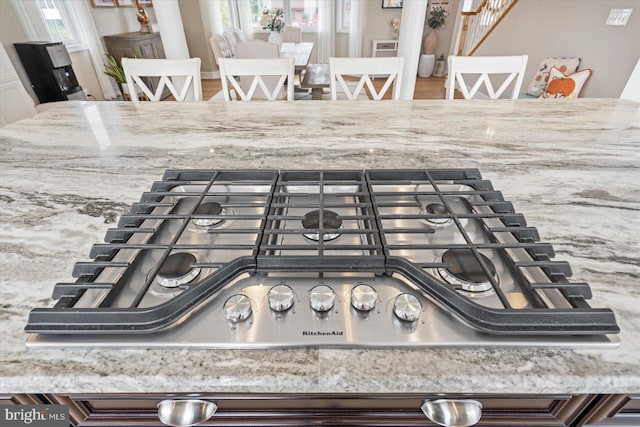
281,26 -> 302,43
446,55 -> 528,100
219,57 -> 295,101
329,56 -> 404,100
121,58 -> 202,102
209,34 -> 234,65
233,28 -> 246,42
232,41 -> 294,100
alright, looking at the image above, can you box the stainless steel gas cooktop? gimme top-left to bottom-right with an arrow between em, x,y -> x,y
26,169 -> 620,348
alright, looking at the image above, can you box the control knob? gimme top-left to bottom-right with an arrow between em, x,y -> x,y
268,284 -> 295,312
351,284 -> 377,311
309,285 -> 335,312
393,293 -> 422,322
224,294 -> 252,322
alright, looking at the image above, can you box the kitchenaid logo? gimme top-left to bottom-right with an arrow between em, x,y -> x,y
2,405 -> 67,426
302,330 -> 344,336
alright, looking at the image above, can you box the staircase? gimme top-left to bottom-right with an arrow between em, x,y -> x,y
455,0 -> 518,56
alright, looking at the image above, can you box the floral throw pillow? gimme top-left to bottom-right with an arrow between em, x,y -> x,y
526,57 -> 581,96
539,67 -> 592,99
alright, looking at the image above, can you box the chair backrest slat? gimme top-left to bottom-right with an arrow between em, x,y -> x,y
447,55 -> 528,100
219,58 -> 295,101
329,57 -> 404,101
122,58 -> 202,102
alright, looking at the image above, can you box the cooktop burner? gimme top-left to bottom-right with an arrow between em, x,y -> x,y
25,169 -> 620,348
438,249 -> 497,293
192,201 -> 225,227
420,203 -> 451,226
302,209 -> 342,241
156,253 -> 200,288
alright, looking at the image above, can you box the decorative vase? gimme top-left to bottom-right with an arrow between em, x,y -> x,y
268,31 -> 283,48
423,30 -> 438,55
418,54 -> 436,78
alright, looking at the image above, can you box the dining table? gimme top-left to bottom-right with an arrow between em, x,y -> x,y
0,98 -> 638,403
279,41 -> 314,72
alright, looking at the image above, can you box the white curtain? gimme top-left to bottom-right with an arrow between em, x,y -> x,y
201,0 -> 226,35
236,0 -> 254,40
348,0 -> 368,57
317,0 -> 335,63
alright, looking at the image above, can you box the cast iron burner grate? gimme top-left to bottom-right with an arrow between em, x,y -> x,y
25,169 -> 619,338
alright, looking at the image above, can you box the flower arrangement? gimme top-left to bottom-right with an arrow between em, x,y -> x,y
260,8 -> 285,32
390,18 -> 400,39
427,6 -> 447,29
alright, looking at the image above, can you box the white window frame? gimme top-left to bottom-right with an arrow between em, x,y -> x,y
221,0 -> 241,31
13,0 -> 88,53
336,0 -> 351,33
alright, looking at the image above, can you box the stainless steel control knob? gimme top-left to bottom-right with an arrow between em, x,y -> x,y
309,285 -> 335,312
224,294 -> 252,322
268,284 -> 295,312
351,284 -> 377,311
393,293 -> 422,322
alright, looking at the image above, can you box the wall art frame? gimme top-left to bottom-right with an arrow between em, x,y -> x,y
382,0 -> 403,9
91,0 -> 116,7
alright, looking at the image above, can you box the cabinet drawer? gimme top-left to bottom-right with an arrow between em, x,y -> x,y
580,395 -> 640,426
376,42 -> 397,50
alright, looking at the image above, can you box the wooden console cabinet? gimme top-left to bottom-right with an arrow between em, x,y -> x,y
103,31 -> 168,99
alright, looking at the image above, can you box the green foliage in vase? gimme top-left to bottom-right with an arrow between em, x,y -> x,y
428,6 -> 447,30
103,54 -> 126,84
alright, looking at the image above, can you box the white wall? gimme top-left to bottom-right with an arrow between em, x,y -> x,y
179,0 -> 214,73
90,5 -> 157,38
473,0 -> 640,98
363,4 -> 402,56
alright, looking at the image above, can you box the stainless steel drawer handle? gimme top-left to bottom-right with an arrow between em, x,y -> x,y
421,399 -> 482,427
157,399 -> 217,427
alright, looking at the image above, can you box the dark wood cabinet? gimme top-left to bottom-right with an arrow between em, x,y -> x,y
103,31 -> 167,99
1,393 -> 612,426
578,394 -> 640,426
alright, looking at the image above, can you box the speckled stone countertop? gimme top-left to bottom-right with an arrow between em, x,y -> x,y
1,99 -> 638,394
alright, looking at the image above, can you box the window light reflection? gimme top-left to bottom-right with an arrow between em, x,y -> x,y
82,104 -> 112,149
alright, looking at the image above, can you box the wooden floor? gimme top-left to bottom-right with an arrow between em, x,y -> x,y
200,76 -> 446,100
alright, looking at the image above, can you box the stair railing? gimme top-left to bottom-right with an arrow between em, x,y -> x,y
456,0 -> 518,56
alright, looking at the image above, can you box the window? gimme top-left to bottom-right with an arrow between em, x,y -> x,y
220,0 -> 239,30
249,0 -> 319,31
15,0 -> 85,51
337,0 -> 352,32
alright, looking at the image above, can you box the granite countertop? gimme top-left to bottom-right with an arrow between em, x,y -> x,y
1,99 -> 638,394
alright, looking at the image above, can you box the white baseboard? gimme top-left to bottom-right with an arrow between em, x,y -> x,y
201,71 -> 220,80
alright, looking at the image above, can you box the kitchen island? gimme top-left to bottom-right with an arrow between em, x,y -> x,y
1,100 -> 638,401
